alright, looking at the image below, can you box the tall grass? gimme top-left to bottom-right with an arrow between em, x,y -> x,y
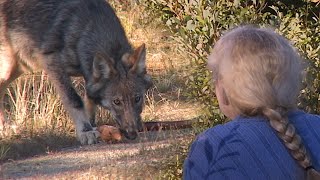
3,72 -> 117,138
4,72 -> 71,137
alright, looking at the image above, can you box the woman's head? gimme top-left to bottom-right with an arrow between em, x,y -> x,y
208,25 -> 302,118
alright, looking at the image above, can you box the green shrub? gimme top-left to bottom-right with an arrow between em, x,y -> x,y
271,2 -> 320,114
142,0 -> 320,127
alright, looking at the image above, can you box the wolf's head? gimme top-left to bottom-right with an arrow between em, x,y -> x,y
86,44 -> 152,140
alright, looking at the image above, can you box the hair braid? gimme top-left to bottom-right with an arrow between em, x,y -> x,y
262,108 -> 320,179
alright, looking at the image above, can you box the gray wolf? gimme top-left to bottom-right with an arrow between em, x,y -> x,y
0,0 -> 152,144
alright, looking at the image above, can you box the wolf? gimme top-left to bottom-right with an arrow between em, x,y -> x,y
0,0 -> 152,145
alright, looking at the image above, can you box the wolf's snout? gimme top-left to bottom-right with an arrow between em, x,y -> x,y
120,129 -> 138,140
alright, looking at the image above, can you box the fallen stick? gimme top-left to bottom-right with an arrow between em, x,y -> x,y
142,120 -> 194,131
98,120 -> 194,142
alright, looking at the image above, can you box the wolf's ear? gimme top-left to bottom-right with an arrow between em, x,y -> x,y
93,53 -> 116,80
130,44 -> 153,89
129,43 -> 146,74
143,74 -> 153,90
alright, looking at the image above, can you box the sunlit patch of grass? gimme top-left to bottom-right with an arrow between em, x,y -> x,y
4,72 -> 72,137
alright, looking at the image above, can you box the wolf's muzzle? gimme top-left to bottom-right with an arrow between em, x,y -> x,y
120,129 -> 138,140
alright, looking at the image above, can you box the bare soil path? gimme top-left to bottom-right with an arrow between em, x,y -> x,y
1,129 -> 193,179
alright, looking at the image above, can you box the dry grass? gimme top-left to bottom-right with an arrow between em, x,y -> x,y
0,1 -> 199,179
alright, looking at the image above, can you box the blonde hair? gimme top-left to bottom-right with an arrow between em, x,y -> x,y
208,25 -> 320,179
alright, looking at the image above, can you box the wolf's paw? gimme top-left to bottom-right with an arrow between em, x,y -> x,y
78,129 -> 100,145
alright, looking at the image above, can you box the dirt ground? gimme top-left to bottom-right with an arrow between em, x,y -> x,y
0,129 -> 194,179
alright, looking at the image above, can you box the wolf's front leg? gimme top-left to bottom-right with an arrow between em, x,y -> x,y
44,62 -> 99,145
68,108 -> 100,145
0,50 -> 24,134
84,93 -> 97,128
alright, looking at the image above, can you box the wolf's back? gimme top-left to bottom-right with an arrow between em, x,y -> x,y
0,0 -> 131,57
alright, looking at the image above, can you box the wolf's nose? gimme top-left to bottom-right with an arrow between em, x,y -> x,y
121,129 -> 138,140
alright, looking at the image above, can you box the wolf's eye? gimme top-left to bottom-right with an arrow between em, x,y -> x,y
134,95 -> 141,103
113,99 -> 121,105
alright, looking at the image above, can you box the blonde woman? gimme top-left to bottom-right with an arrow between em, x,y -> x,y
183,26 -> 320,180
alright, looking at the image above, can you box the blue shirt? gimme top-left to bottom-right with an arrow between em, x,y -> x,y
183,110 -> 320,180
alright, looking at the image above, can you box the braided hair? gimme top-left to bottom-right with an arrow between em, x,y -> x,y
208,25 -> 320,179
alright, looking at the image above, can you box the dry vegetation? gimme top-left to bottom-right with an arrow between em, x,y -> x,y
0,1 -> 200,179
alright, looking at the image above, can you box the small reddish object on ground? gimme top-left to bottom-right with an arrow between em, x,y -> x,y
97,125 -> 122,142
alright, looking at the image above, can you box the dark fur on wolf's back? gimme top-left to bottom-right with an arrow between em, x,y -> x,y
0,0 -> 152,144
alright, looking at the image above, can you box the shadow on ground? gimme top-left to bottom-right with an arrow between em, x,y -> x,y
0,133 -> 78,163
0,128 -> 194,179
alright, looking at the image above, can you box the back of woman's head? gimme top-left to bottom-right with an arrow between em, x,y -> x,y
208,25 -> 320,179
208,25 -> 301,115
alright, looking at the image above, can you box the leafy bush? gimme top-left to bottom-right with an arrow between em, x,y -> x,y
271,2 -> 320,114
142,0 -> 320,127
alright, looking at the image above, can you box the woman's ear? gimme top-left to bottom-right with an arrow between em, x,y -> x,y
221,87 -> 230,105
215,80 -> 229,106
215,80 -> 237,119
